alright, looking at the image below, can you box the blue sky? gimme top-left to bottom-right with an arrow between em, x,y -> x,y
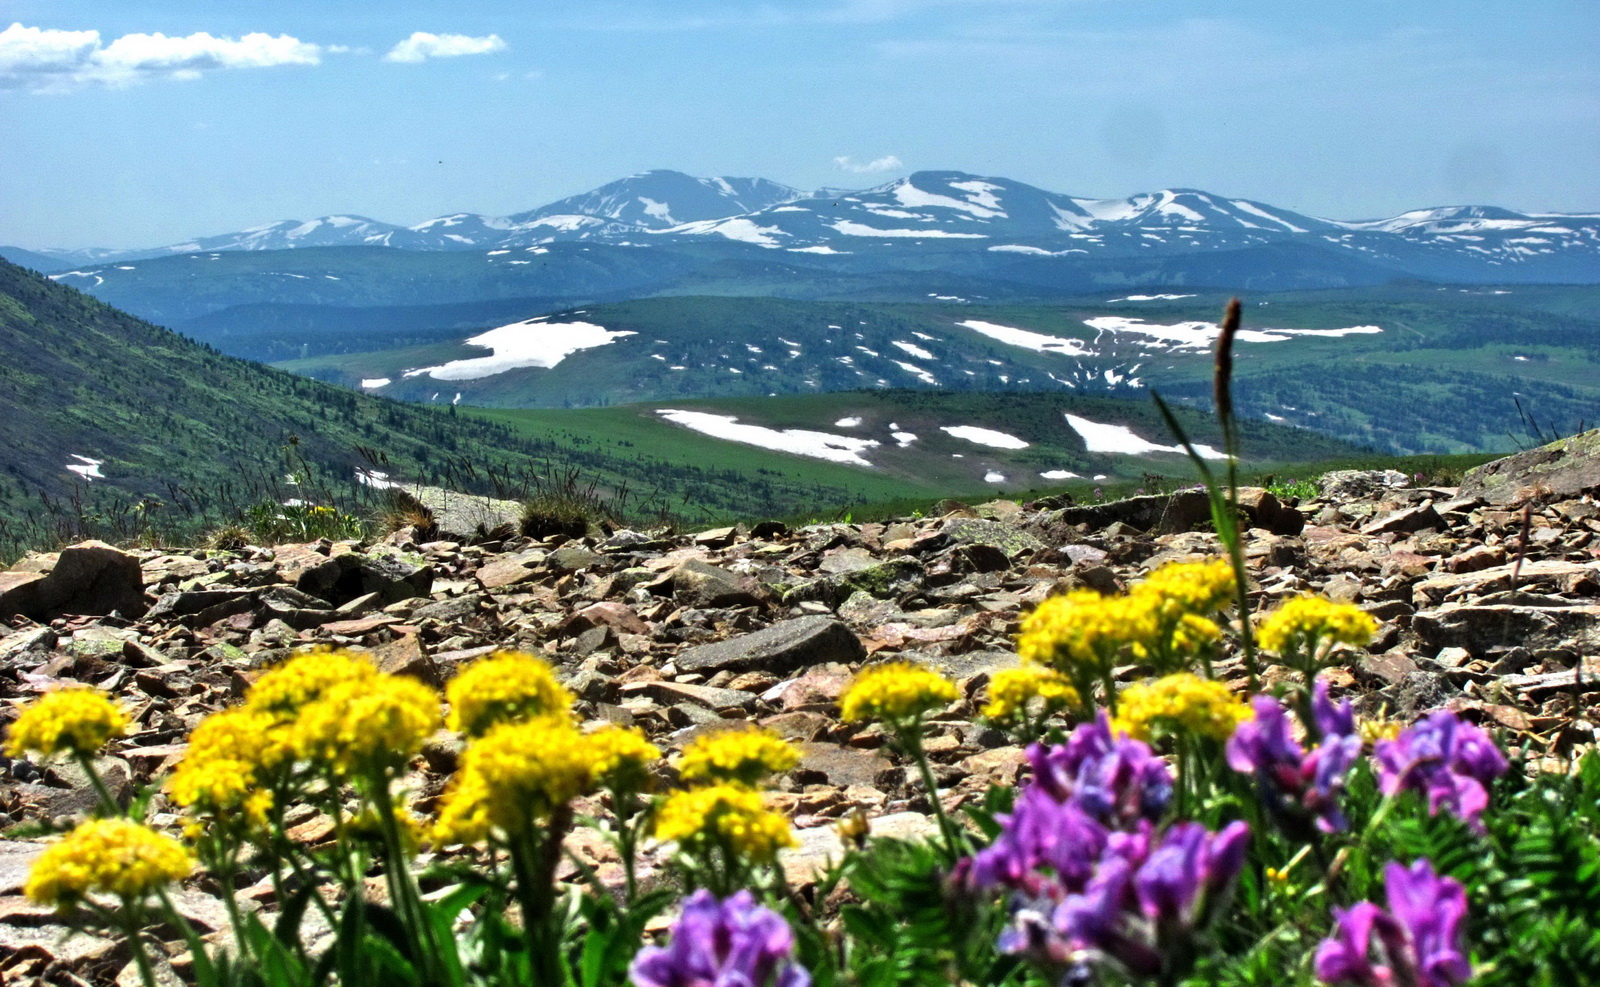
3,1 -> 1596,248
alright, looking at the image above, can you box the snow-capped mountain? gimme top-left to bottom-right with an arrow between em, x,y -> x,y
10,170 -> 1597,283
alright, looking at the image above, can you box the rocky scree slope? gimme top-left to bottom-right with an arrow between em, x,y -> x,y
0,461 -> 1597,983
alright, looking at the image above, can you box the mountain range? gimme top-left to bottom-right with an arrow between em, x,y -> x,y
8,170 -> 1598,284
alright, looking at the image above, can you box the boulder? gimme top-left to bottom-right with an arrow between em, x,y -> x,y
1458,429 -> 1600,505
0,541 -> 146,620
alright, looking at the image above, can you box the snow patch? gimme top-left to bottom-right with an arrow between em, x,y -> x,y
656,410 -> 880,467
940,425 -> 1029,449
1083,316 -> 1381,349
891,431 -> 917,447
830,220 -> 986,239
891,340 -> 935,361
65,454 -> 103,481
984,471 -> 1007,483
360,378 -> 391,389
893,361 -> 939,385
1039,470 -> 1080,480
1107,294 -> 1196,303
1065,414 -> 1225,459
403,320 -> 635,380
835,417 -> 862,428
958,320 -> 1092,357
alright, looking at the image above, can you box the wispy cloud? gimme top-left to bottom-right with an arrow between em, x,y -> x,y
0,22 -> 332,93
835,154 -> 904,173
384,32 -> 506,63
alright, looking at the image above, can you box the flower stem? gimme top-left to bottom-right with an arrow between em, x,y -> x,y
903,727 -> 963,860
73,751 -> 119,816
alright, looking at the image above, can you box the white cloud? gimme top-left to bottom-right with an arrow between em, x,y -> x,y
384,32 -> 506,63
0,22 -> 328,92
834,154 -> 904,173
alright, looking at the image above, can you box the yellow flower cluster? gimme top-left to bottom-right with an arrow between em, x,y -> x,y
1018,559 -> 1237,681
839,662 -> 958,725
1256,595 -> 1377,657
585,724 -> 663,791
434,718 -> 657,844
4,687 -> 128,759
245,650 -> 377,717
1136,558 -> 1235,617
1017,589 -> 1153,675
678,727 -> 799,787
982,666 -> 1080,721
25,818 -> 192,906
1112,673 -> 1253,743
653,784 -> 795,865
445,651 -> 573,737
291,673 -> 441,776
168,707 -> 286,831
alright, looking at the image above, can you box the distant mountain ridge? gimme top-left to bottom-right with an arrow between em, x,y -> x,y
7,170 -> 1596,283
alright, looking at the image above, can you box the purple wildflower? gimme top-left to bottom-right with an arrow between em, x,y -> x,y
1032,714 -> 1173,827
1374,711 -> 1507,829
1313,680 -> 1356,738
631,890 -> 810,987
1134,821 -> 1250,925
1314,860 -> 1471,987
969,790 -> 1109,898
1227,690 -> 1358,833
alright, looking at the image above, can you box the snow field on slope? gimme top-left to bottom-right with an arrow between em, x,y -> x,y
655,410 -> 881,467
939,425 -> 1029,449
403,320 -> 636,381
1064,414 -> 1226,460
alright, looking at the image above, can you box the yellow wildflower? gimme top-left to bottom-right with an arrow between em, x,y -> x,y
4,687 -> 128,759
1360,718 -> 1402,746
1134,558 -> 1235,617
25,818 -> 193,907
292,673 -> 441,777
445,651 -> 573,737
654,784 -> 795,865
1017,590 -> 1154,676
1256,596 -> 1377,657
168,707 -> 288,831
246,650 -> 377,718
678,727 -> 798,787
433,717 -> 601,844
982,666 -> 1080,720
585,724 -> 661,791
1112,673 -> 1252,743
839,662 -> 958,725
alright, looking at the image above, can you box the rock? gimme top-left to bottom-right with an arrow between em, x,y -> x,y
779,812 -> 937,884
1360,501 -> 1443,536
1458,428 -> 1600,505
939,518 -> 1045,559
1039,491 -> 1212,536
670,559 -> 763,609
409,485 -> 525,541
675,616 -> 864,675
0,541 -> 146,620
1412,602 -> 1600,656
793,742 -> 902,789
629,680 -> 757,713
475,548 -> 547,590
1320,469 -> 1409,500
367,633 -> 440,686
1445,545 -> 1507,574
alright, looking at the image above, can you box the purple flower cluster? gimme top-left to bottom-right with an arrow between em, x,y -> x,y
1374,710 -> 1507,829
1315,859 -> 1471,987
991,820 -> 1250,978
965,717 -> 1246,979
1031,713 -> 1174,826
1226,681 -> 1362,834
969,716 -> 1170,899
631,890 -> 809,987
